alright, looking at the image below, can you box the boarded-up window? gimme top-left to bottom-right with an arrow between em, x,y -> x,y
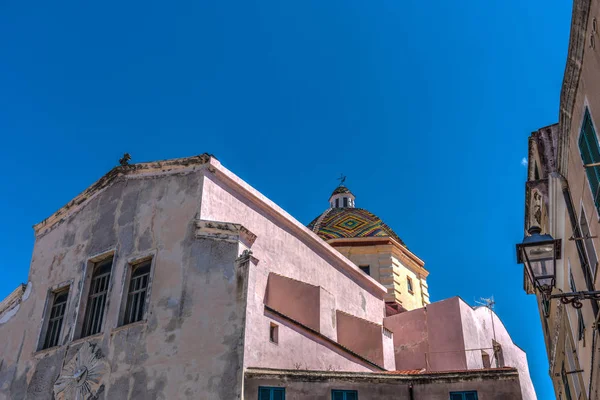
43,288 -> 69,349
82,257 -> 113,337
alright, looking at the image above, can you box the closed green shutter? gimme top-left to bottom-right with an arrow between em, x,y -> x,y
332,392 -> 345,400
259,387 -> 271,400
345,392 -> 358,400
449,391 -> 478,400
332,390 -> 357,400
579,108 -> 600,212
259,387 -> 285,400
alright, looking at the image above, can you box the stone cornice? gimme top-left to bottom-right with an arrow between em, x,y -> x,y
195,218 -> 257,248
0,284 -> 26,316
245,367 -> 519,383
329,237 -> 429,278
33,154 -> 214,237
558,0 -> 591,175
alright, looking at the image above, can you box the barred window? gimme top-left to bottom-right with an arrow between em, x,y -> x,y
82,257 -> 113,337
43,288 -> 69,349
123,260 -> 151,325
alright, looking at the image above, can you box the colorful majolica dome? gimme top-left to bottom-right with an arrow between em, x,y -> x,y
307,185 -> 405,246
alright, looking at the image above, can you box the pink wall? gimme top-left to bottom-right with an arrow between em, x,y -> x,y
383,308 -> 428,370
336,311 -> 385,367
265,273 -> 320,332
425,297 -> 468,371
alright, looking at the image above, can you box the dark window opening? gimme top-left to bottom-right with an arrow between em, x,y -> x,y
82,257 -> 113,337
359,265 -> 370,275
481,351 -> 491,368
534,164 -> 540,180
343,197 -> 348,207
407,277 -> 414,293
124,260 -> 151,325
335,199 -> 339,208
259,386 -> 285,400
43,288 -> 69,349
270,323 -> 278,344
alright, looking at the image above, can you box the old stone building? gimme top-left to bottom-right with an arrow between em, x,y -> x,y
518,1 -> 600,399
0,154 -> 534,399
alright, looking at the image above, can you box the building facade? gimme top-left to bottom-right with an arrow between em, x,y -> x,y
0,154 -> 534,399
520,1 -> 600,399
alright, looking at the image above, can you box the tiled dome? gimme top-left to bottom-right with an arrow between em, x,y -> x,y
307,207 -> 405,245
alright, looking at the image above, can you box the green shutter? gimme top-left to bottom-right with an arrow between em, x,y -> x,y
332,391 -> 345,400
464,392 -> 478,400
345,392 -> 358,400
259,387 -> 271,400
579,108 -> 600,211
450,394 -> 464,400
273,388 -> 285,400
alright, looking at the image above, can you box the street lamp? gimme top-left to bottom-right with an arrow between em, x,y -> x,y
516,226 -> 561,296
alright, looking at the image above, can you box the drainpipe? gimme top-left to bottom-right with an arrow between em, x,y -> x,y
554,172 -> 598,399
408,383 -> 415,400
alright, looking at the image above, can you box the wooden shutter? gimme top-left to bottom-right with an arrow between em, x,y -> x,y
332,391 -> 345,400
258,387 -> 271,400
464,392 -> 478,400
579,109 -> 600,211
345,392 -> 358,400
450,394 -> 464,400
272,388 -> 285,400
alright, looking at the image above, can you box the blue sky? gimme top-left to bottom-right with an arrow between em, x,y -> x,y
0,0 -> 571,397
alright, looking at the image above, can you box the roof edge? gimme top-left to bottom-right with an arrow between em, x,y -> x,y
209,159 -> 388,296
33,154 -> 214,237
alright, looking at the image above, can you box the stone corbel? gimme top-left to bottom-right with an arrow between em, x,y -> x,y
195,218 -> 257,248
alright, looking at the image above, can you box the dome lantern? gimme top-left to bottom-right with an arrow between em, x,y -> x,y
329,185 -> 355,209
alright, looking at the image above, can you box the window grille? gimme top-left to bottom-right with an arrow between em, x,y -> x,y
43,288 -> 69,349
578,108 -> 600,213
124,260 -> 151,325
332,390 -> 358,400
258,387 -> 285,400
82,258 -> 113,337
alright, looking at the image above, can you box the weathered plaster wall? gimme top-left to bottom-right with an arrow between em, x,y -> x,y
244,369 -> 524,400
0,168 -> 249,400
